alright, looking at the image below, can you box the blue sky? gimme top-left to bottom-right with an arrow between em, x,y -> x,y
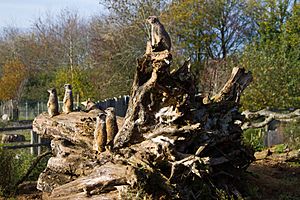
0,0 -> 104,29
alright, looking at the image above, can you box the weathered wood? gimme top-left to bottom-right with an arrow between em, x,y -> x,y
211,67 -> 253,103
33,49 -> 254,199
0,125 -> 32,131
113,51 -> 172,148
3,143 -> 49,149
49,163 -> 137,199
33,112 -> 124,149
242,108 -> 300,130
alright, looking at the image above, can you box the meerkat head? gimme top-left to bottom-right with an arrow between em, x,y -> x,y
81,98 -> 92,107
82,98 -> 96,110
64,84 -> 72,90
81,100 -> 88,107
97,113 -> 107,123
147,16 -> 159,24
105,107 -> 115,115
47,88 -> 57,94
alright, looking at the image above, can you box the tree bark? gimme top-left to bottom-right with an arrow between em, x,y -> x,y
242,108 -> 300,130
33,50 -> 254,199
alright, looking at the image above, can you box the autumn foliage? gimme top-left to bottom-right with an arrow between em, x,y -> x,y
0,59 -> 28,101
0,0 -> 299,110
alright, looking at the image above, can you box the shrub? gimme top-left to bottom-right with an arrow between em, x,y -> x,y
242,128 -> 265,151
283,120 -> 300,150
0,147 -> 49,196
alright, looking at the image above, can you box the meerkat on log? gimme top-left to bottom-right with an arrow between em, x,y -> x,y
105,107 -> 118,148
62,84 -> 73,114
93,113 -> 107,153
146,15 -> 171,52
81,98 -> 98,112
47,88 -> 59,117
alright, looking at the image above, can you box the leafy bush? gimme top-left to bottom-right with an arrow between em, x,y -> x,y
242,128 -> 265,151
0,147 -> 16,193
274,144 -> 287,154
283,120 -> 300,150
0,147 -> 49,196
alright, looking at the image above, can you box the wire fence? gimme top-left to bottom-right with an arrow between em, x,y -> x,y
0,95 -> 130,121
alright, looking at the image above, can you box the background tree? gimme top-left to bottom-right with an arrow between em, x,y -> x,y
0,1 -> 298,112
90,0 -> 170,99
165,0 -> 257,95
0,59 -> 28,101
241,0 -> 300,110
33,11 -> 95,100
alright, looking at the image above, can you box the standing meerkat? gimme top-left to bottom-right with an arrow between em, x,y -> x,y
146,16 -> 171,52
62,84 -> 73,114
93,113 -> 107,153
47,88 -> 59,117
105,107 -> 118,147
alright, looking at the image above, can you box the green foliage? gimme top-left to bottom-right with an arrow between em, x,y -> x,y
274,144 -> 287,153
22,71 -> 55,101
92,0 -> 169,99
279,194 -> 300,200
283,120 -> 300,150
0,147 -> 16,193
242,128 -> 265,151
0,121 -> 7,128
53,67 -> 95,100
0,148 -> 49,196
0,1 -> 298,110
240,42 -> 300,110
240,1 -> 300,110
165,0 -> 256,88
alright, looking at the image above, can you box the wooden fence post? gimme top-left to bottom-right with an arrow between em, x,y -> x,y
30,130 -> 38,156
25,102 -> 28,120
38,135 -> 42,155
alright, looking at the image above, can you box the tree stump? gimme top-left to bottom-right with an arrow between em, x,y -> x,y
33,50 -> 254,199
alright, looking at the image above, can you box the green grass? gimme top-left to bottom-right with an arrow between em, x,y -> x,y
274,144 -> 287,153
0,148 -> 50,197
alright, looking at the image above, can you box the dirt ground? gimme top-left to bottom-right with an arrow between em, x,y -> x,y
5,148 -> 300,200
243,148 -> 300,200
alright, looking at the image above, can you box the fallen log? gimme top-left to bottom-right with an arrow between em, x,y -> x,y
33,43 -> 254,199
242,108 -> 300,130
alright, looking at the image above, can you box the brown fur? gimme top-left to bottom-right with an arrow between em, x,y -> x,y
147,16 -> 171,52
81,98 -> 98,112
105,107 -> 118,147
47,88 -> 59,117
93,113 -> 107,152
62,84 -> 73,114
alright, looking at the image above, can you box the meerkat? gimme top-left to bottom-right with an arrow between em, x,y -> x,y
62,84 -> 73,114
146,16 -> 171,52
93,113 -> 107,153
47,88 -> 59,117
105,107 -> 118,147
81,98 -> 98,112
